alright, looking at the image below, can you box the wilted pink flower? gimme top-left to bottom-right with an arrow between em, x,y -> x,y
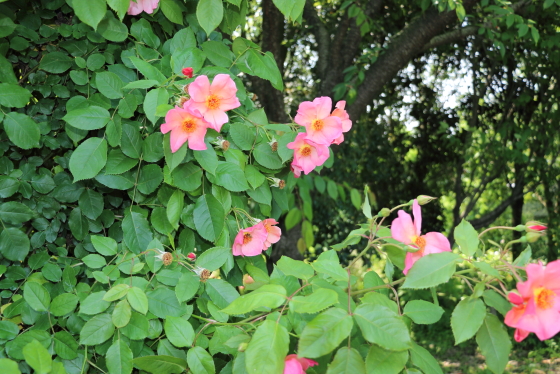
283,354 -> 318,374
505,260 -> 560,342
294,97 -> 342,145
160,103 -> 210,152
263,218 -> 281,248
391,199 -> 451,275
287,133 -> 330,177
127,0 -> 159,15
330,101 -> 352,145
182,67 -> 194,78
232,222 -> 268,256
188,74 -> 240,132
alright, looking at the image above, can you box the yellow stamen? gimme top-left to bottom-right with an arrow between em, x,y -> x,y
312,119 -> 324,131
206,94 -> 220,110
534,287 -> 555,310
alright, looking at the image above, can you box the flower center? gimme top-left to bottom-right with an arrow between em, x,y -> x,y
243,232 -> 252,245
182,119 -> 196,133
414,236 -> 427,250
534,287 -> 555,310
300,145 -> 312,156
311,119 -> 324,131
206,94 -> 220,110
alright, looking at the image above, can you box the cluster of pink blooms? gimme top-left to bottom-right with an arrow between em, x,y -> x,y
505,260 -> 560,342
233,219 -> 281,257
283,355 -> 318,374
287,97 -> 352,178
127,0 -> 159,15
390,199 -> 451,275
161,74 -> 240,152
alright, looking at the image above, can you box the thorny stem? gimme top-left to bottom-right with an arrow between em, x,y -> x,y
478,226 -> 519,239
277,284 -> 312,323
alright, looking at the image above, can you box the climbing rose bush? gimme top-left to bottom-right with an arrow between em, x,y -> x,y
0,1 -> 554,374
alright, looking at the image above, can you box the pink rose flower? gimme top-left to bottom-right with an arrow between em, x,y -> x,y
283,354 -> 318,374
127,0 -> 159,15
232,222 -> 268,256
160,102 -> 210,152
294,97 -> 342,145
505,260 -> 560,342
187,74 -> 241,132
330,100 -> 352,145
287,133 -> 330,177
263,218 -> 281,248
391,199 -> 451,275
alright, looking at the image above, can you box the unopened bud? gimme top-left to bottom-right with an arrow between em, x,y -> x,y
238,342 -> 248,352
378,208 -> 391,217
526,231 -> 544,243
243,274 -> 254,286
416,195 -> 437,205
187,252 -> 196,261
161,252 -> 173,266
182,67 -> 193,78
526,221 -> 547,232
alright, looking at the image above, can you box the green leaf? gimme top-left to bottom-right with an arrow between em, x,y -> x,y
194,145 -> 219,174
276,256 -> 314,280
127,287 -> 149,315
272,0 -> 305,22
144,87 -> 170,124
244,164 -> 265,189
222,284 -> 286,314
187,347 -> 215,374
23,282 -> 50,312
165,316 -> 195,348
409,342 -> 443,374
106,340 -> 133,374
63,106 -> 111,131
79,189 -> 104,220
451,298 -> 486,344
121,123 -> 143,159
176,273 -> 200,303
121,311 -> 149,339
454,219 -> 479,256
80,314 -> 115,345
0,84 -> 31,108
171,162 -> 203,191
96,71 -> 124,99
245,320 -> 289,374
194,194 -> 225,242
80,291 -> 111,315
123,211 -> 153,254
104,284 -> 130,301
285,208 -> 302,231
298,308 -> 354,358
39,52 -> 72,73
3,112 -> 40,149
167,189 -> 184,229
23,339 -> 52,374
253,142 -> 283,169
0,176 -> 19,198
197,0 -> 224,36
72,0 -> 107,30
205,278 -> 240,309
289,288 -> 338,314
138,164 -> 163,194
482,290 -> 511,316
171,48 -> 206,75
0,54 -> 17,84
0,227 -> 29,261
196,246 -> 232,272
0,201 -> 34,225
128,56 -> 167,83
161,0 -> 184,24
146,288 -> 188,318
215,162 -> 249,191
229,122 -> 256,151
112,299 -> 132,328
69,137 -> 107,182
107,0 -> 130,20
313,260 -> 348,282
402,252 -> 460,289
476,314 -> 511,374
50,293 -> 79,316
0,358 -> 21,374
91,235 -> 118,256
326,347 -> 366,374
353,304 -> 411,351
53,331 -> 78,360
202,41 -> 235,68
403,300 -> 444,325
133,355 -> 187,374
365,345 -> 407,374
83,254 -> 107,269
0,321 -> 19,340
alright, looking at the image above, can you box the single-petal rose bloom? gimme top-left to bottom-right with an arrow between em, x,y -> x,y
263,218 -> 281,248
182,67 -> 194,78
330,101 -> 352,145
232,222 -> 268,256
283,354 -> 318,374
127,0 -> 159,15
287,133 -> 330,176
188,74 -> 241,132
160,103 -> 210,152
504,260 -> 560,341
391,199 -> 451,275
294,97 -> 343,145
